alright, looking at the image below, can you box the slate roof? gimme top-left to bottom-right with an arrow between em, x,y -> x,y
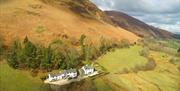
49,69 -> 77,77
83,65 -> 94,70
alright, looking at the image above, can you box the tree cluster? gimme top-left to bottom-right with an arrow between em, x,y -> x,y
7,35 -> 130,71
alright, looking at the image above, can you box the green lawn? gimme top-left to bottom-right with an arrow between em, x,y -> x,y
95,46 -> 180,91
158,39 -> 180,49
97,45 -> 148,73
93,78 -> 113,91
0,63 -> 46,91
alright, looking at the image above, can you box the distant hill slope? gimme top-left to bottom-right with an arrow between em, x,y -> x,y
173,34 -> 180,39
0,0 -> 139,46
105,11 -> 174,38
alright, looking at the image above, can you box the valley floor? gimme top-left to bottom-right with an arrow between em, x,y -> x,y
0,45 -> 180,91
95,45 -> 180,91
0,61 -> 47,91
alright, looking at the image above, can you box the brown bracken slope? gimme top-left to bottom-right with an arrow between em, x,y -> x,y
105,11 -> 174,38
0,0 -> 139,46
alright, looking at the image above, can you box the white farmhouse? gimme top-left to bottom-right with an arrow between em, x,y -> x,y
81,65 -> 95,75
48,69 -> 77,81
48,73 -> 65,81
64,69 -> 78,78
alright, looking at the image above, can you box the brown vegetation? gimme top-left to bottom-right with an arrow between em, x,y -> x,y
0,0 -> 139,47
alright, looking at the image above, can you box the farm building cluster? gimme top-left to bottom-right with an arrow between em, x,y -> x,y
48,65 -> 95,81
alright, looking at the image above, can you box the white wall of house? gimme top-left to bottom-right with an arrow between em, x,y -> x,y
48,74 -> 64,81
48,72 -> 77,81
67,72 -> 77,78
82,67 -> 94,75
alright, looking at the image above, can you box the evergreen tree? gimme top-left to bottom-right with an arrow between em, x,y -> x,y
79,34 -> 86,60
40,46 -> 53,71
7,41 -> 20,68
23,36 -> 38,68
23,37 -> 37,57
65,48 -> 79,69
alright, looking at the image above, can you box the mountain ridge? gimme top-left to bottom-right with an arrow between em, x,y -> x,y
105,11 -> 174,38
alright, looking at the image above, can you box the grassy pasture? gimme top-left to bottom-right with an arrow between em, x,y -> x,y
93,78 -> 113,91
0,62 -> 47,91
97,45 -> 148,73
96,46 -> 180,91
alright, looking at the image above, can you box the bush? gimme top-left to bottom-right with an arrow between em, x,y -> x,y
133,57 -> 156,72
99,38 -> 113,54
64,47 -> 80,69
40,46 -> 54,71
7,41 -> 21,68
178,66 -> 180,71
178,48 -> 180,53
144,58 -> 156,70
119,39 -> 130,48
30,69 -> 39,77
88,45 -> 101,60
177,48 -> 180,56
139,47 -> 149,57
0,42 -> 2,55
169,58 -> 180,65
79,34 -> 86,60
36,25 -> 45,33
122,68 -> 129,74
0,34 -> 4,56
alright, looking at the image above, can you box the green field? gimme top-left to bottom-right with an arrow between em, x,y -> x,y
97,45 -> 148,73
1,45 -> 179,91
158,39 -> 180,49
0,62 -> 47,91
96,45 -> 180,91
93,78 -> 113,91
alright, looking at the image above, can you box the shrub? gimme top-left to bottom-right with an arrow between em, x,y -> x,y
23,36 -> 39,68
30,69 -> 39,77
122,68 -> 129,74
99,37 -> 112,54
0,41 -> 2,55
169,58 -> 180,65
0,41 -> 4,60
40,46 -> 54,71
144,58 -> 156,70
69,37 -> 79,46
88,45 -> 101,60
133,57 -> 156,72
35,25 -> 45,33
178,48 -> 180,53
64,47 -> 80,69
50,39 -> 81,69
7,41 -> 21,68
139,47 -> 149,57
178,66 -> 180,71
119,39 -> 130,48
40,75 -> 47,81
79,34 -> 86,60
177,48 -> 180,56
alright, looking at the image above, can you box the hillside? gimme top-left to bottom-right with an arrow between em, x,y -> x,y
174,34 -> 180,39
0,0 -> 139,47
105,11 -> 174,38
